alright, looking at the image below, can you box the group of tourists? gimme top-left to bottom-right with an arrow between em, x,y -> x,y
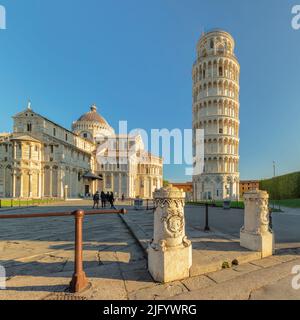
92,191 -> 117,210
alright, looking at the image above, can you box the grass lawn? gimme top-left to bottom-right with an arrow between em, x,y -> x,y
0,198 -> 63,208
188,199 -> 300,211
187,200 -> 244,209
269,199 -> 300,208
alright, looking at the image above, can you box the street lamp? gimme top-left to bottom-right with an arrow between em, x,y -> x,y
272,161 -> 275,210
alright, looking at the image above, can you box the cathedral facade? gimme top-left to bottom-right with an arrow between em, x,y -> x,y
0,103 -> 163,199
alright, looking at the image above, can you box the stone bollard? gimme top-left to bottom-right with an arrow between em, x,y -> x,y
148,185 -> 192,283
240,190 -> 274,258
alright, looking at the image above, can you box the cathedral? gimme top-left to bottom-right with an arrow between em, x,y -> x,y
0,103 -> 163,199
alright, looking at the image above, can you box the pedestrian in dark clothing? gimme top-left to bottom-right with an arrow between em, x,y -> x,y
100,191 -> 106,208
106,192 -> 110,206
109,192 -> 117,210
93,191 -> 100,209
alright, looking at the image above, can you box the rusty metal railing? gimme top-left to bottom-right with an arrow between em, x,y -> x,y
0,208 -> 127,293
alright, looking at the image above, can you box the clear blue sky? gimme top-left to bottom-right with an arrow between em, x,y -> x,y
0,0 -> 299,182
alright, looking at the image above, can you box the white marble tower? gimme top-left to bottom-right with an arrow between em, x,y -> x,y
192,29 -> 240,200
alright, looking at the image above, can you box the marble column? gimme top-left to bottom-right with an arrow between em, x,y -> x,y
119,173 -> 122,197
13,142 -> 17,160
49,167 -> 53,197
20,172 -> 24,198
126,173 -> 129,197
37,173 -> 41,198
41,169 -> 44,198
149,177 -> 153,199
103,173 -> 106,192
12,171 -> 16,198
1,166 -> 5,197
29,172 -> 33,198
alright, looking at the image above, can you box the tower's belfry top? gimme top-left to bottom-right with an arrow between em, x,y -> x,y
195,29 -> 238,62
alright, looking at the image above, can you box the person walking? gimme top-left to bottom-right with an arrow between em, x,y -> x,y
106,192 -> 110,207
109,192 -> 117,210
93,191 -> 100,209
101,191 -> 106,208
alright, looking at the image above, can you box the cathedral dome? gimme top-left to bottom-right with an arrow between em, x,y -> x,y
78,105 -> 109,125
72,104 -> 115,141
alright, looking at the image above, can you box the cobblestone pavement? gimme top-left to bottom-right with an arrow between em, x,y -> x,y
0,201 -> 300,300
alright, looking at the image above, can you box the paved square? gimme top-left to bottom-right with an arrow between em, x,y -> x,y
0,201 -> 300,300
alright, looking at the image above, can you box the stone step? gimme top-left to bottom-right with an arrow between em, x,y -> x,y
169,257 -> 300,300
190,250 -> 261,276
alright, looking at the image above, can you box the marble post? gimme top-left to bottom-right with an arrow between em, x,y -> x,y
64,185 -> 69,200
148,185 -> 192,283
240,190 -> 274,258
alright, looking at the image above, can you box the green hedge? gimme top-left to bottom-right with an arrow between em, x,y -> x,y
259,172 -> 300,200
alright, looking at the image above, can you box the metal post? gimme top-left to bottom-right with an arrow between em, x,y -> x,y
69,209 -> 89,293
146,199 -> 149,210
11,199 -> 13,207
204,203 -> 210,231
269,208 -> 273,231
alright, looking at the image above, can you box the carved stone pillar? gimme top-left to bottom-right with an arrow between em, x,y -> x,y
240,190 -> 274,258
148,185 -> 192,283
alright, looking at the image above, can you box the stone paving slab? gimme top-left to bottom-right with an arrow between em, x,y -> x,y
119,210 -> 262,277
168,258 -> 300,300
249,274 -> 300,300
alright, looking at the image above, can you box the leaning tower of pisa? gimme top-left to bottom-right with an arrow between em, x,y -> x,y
192,29 -> 240,201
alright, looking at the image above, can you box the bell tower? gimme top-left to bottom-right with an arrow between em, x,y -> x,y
192,29 -> 240,200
